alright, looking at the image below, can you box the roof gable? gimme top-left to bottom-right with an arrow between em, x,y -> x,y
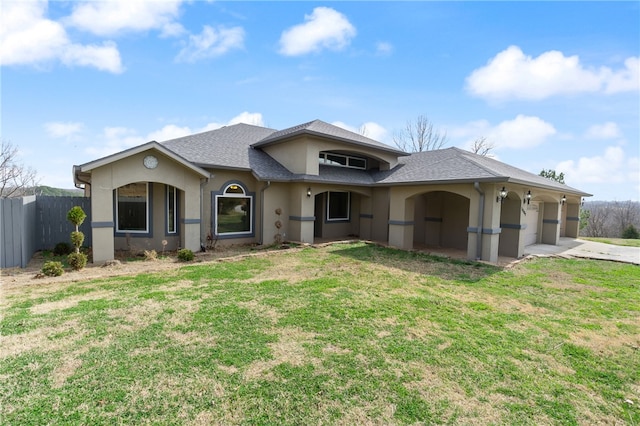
252,119 -> 408,157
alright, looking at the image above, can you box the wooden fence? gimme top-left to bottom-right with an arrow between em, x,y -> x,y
1,196 -> 92,268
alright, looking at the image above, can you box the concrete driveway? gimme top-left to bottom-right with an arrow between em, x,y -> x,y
525,237 -> 640,265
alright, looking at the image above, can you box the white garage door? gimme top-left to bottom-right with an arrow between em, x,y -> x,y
524,202 -> 540,246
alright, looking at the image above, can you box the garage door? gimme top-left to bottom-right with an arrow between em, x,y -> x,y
524,202 -> 540,246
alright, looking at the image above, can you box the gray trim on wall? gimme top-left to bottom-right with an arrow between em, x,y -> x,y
289,216 -> 316,222
182,218 -> 201,224
566,216 -> 580,222
500,223 -> 527,230
359,213 -> 374,219
543,219 -> 561,224
92,221 -> 114,228
467,227 -> 502,234
388,220 -> 414,226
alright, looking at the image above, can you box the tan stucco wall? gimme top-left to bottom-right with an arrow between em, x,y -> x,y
262,136 -> 400,175
89,149 -> 204,262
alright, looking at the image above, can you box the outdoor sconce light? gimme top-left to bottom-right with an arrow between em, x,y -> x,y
561,195 -> 566,205
307,187 -> 312,198
497,187 -> 507,203
581,198 -> 585,206
523,190 -> 532,205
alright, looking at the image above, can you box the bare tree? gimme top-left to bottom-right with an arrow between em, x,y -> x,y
582,203 -> 610,237
1,139 -> 39,198
611,200 -> 640,237
393,115 -> 448,152
470,136 -> 494,157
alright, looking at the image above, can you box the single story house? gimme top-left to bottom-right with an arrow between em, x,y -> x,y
73,119 -> 590,264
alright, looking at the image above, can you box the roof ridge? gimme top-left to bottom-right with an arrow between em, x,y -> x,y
449,147 -> 505,178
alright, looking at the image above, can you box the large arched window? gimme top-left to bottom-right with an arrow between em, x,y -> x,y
214,182 -> 253,237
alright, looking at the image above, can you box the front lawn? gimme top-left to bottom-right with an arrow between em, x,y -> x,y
1,242 -> 638,425
581,237 -> 640,248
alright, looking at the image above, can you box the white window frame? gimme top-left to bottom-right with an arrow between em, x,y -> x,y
116,182 -> 149,233
327,191 -> 351,222
319,152 -> 367,170
215,183 -> 253,236
167,185 -> 177,234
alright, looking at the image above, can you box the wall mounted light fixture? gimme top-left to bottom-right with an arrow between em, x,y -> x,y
523,190 -> 532,205
497,186 -> 507,203
561,194 -> 566,205
307,187 -> 312,198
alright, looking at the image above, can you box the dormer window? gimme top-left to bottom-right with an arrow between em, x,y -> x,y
319,152 -> 367,170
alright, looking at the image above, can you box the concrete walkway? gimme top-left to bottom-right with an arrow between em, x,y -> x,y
525,237 -> 640,265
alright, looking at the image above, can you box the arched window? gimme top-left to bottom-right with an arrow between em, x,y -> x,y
214,182 -> 253,236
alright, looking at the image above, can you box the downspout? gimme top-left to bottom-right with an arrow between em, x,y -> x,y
258,180 -> 271,245
473,182 -> 484,261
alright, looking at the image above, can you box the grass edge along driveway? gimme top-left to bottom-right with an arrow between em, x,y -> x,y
1,242 -> 638,425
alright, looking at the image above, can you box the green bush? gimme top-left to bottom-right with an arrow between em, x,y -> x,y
622,224 -> 640,239
42,261 -> 64,277
177,249 -> 194,262
67,206 -> 87,227
53,242 -> 72,256
67,252 -> 88,271
70,231 -> 85,248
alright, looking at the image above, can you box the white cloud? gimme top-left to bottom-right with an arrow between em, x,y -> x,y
279,7 -> 356,56
556,146 -> 639,186
375,42 -> 393,56
45,121 -> 83,138
66,0 -> 185,37
332,121 -> 389,143
466,45 -> 639,101
454,115 -> 555,150
175,25 -> 245,63
0,1 -> 123,73
585,122 -> 621,140
85,112 -> 265,157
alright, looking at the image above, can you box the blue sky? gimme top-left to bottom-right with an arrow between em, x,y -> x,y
2,1 -> 638,201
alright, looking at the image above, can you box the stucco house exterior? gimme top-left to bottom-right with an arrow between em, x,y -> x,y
73,119 -> 590,264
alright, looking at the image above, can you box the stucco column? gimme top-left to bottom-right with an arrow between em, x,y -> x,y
388,191 -> 414,250
182,185 -> 202,252
467,184 -> 502,263
541,202 -> 562,244
564,203 -> 580,238
359,196 -> 373,240
288,184 -> 315,244
90,170 -> 115,263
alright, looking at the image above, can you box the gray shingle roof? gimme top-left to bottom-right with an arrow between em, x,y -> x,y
158,122 -> 589,196
252,119 -> 407,156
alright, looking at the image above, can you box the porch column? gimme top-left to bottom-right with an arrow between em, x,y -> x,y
388,192 -> 414,250
90,175 -> 115,263
182,186 -> 202,252
467,184 -> 502,263
359,196 -> 373,240
564,203 -> 580,238
541,201 -> 562,244
288,184 -> 315,244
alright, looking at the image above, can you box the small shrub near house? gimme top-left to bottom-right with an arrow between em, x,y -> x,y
67,206 -> 88,270
41,261 -> 64,277
53,242 -> 72,256
67,252 -> 88,271
177,248 -> 194,262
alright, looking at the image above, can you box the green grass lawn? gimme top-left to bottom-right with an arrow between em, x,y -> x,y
2,242 -> 638,425
581,237 -> 640,248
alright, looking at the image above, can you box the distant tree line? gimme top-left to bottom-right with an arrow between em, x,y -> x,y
580,201 -> 640,239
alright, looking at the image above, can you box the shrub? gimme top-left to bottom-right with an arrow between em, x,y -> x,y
622,224 -> 640,239
144,250 -> 158,261
177,248 -> 194,262
67,252 -> 88,271
70,231 -> 85,248
67,206 -> 87,227
53,242 -> 72,256
42,261 -> 64,277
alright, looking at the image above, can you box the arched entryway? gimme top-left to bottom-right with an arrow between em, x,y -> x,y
413,191 -> 470,251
